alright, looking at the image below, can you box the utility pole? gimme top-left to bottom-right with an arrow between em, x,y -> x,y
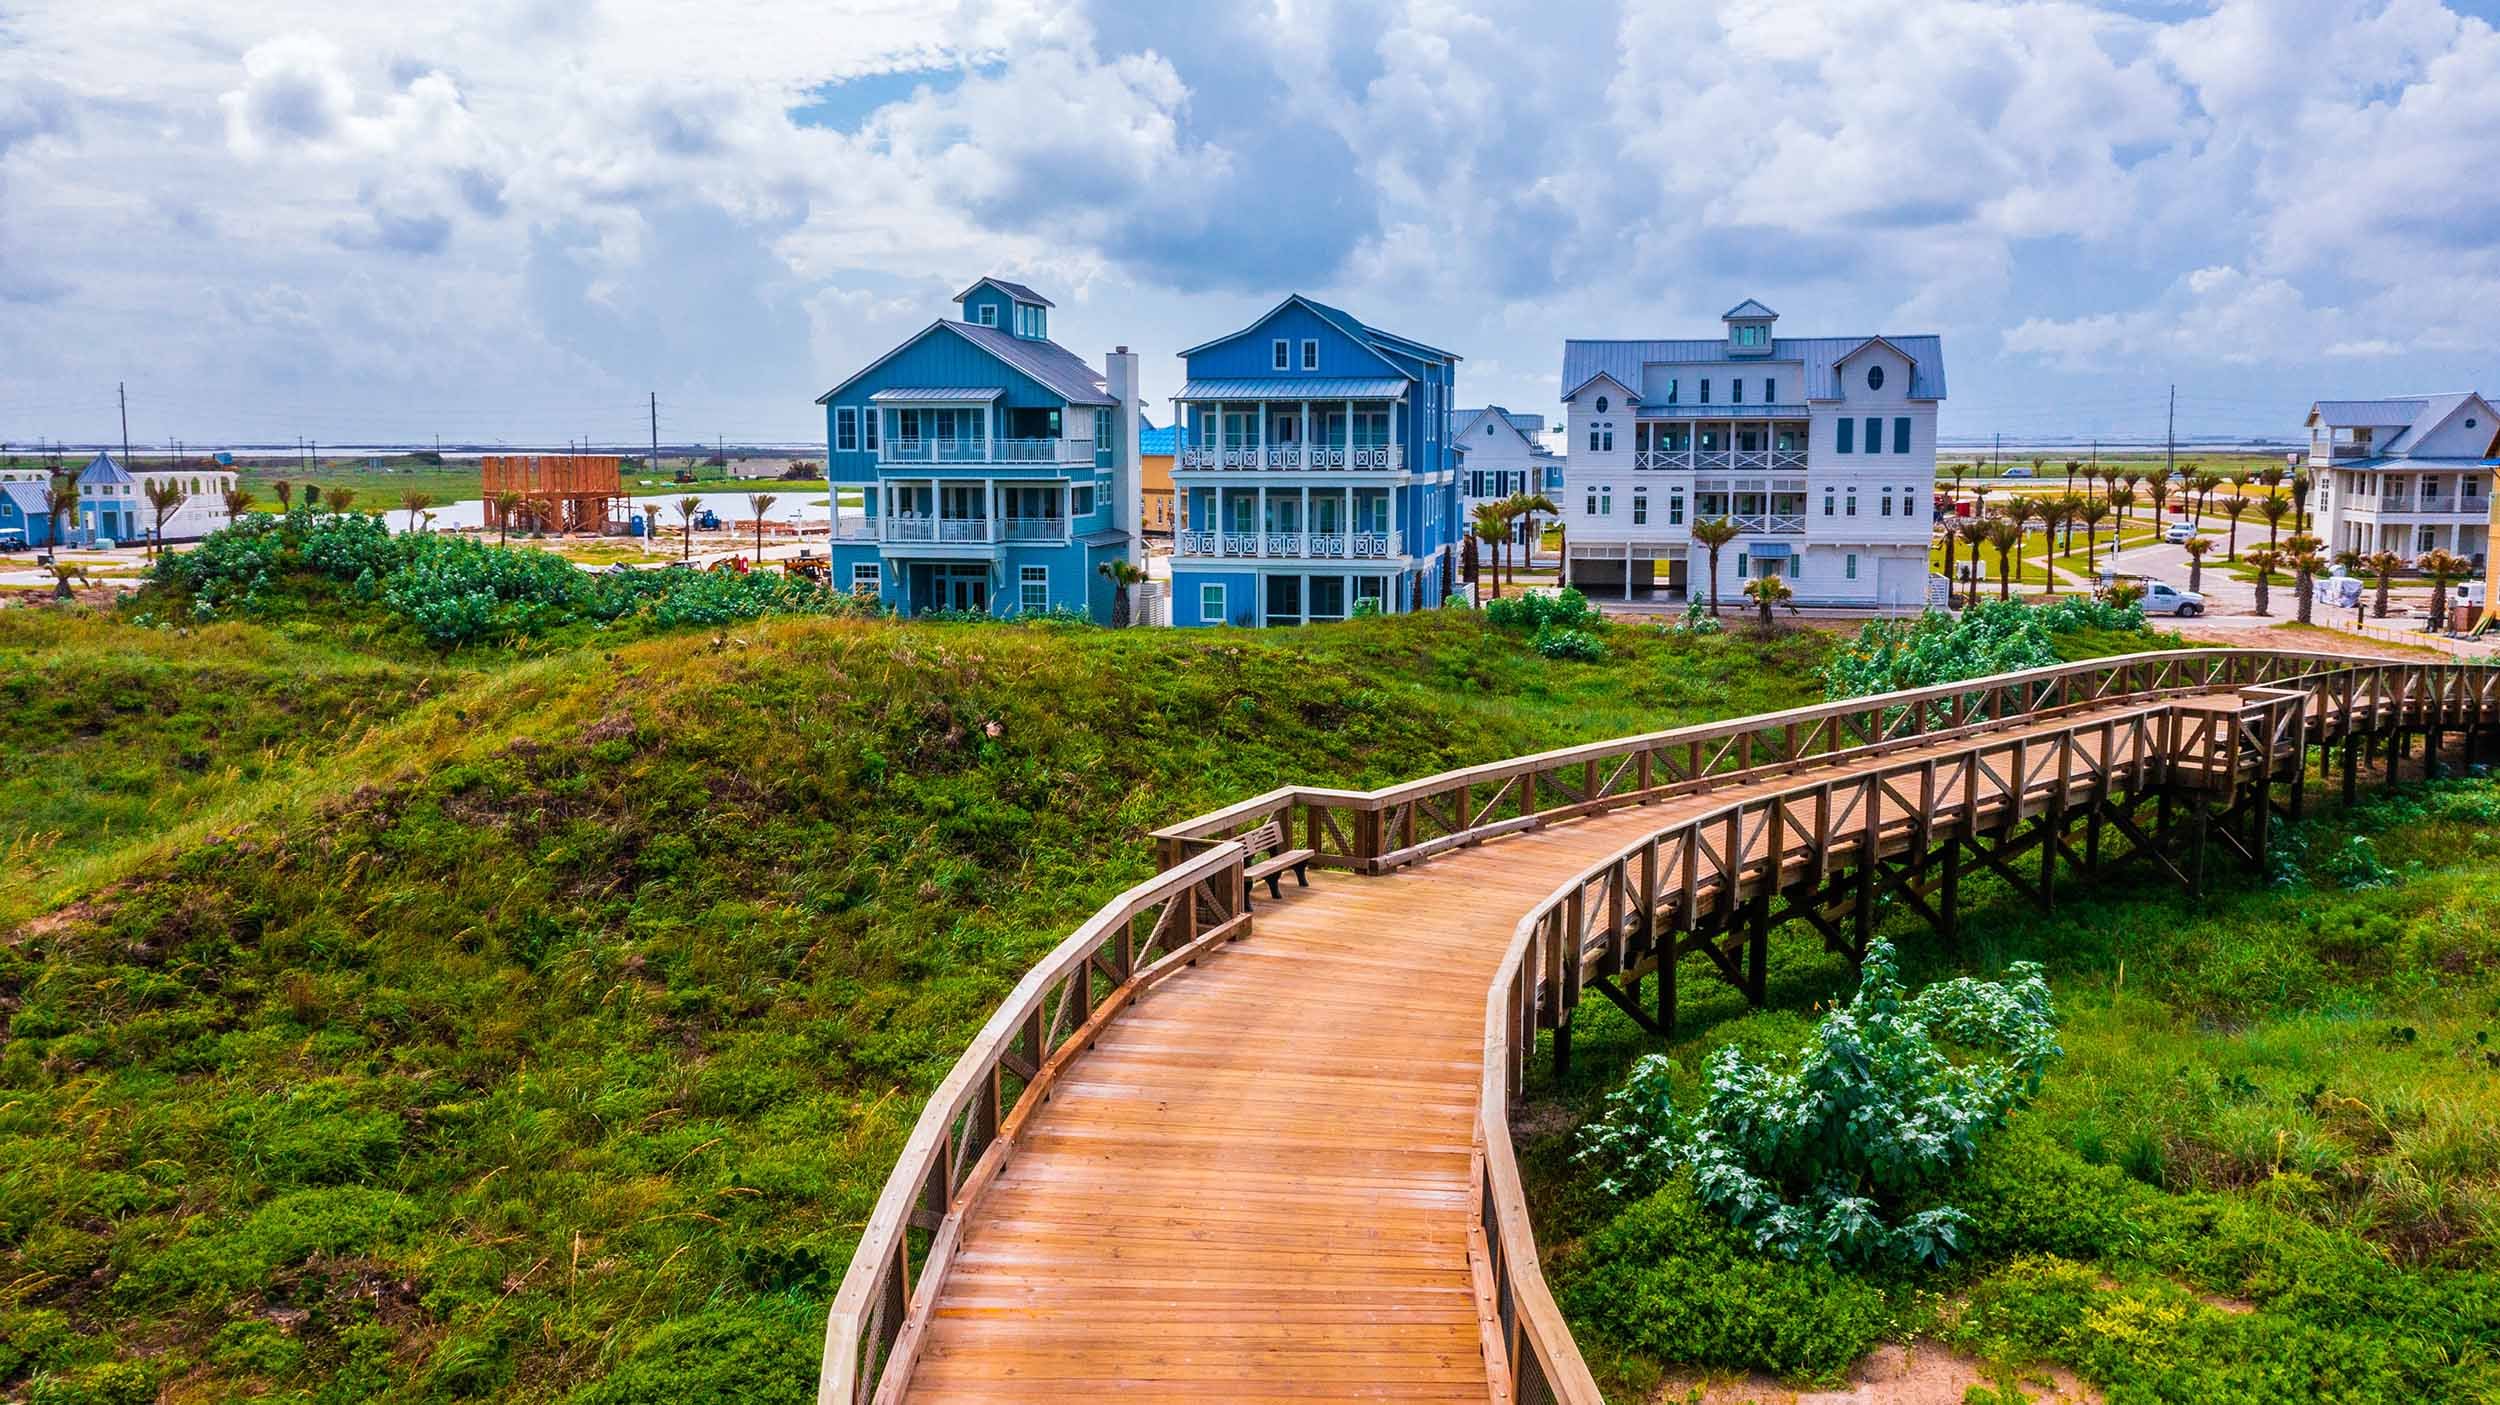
2165,384 -> 2176,483
648,392 -> 660,482
118,381 -> 129,466
1992,431 -> 2000,472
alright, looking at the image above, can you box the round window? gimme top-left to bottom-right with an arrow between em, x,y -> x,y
1867,365 -> 1886,391
2469,418 -> 2480,430
1596,395 -> 1609,413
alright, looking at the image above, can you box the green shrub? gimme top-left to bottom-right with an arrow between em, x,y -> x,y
1578,940 -> 2060,1267
1485,587 -> 1600,633
1822,598 -> 2156,700
1560,1178 -> 1897,1379
1533,625 -> 1607,661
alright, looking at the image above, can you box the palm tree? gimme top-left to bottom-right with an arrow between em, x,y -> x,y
142,479 -> 187,559
495,490 -> 526,546
1098,558 -> 1146,626
2245,547 -> 2283,618
674,496 -> 702,563
1743,568 -> 1795,634
43,479 -> 77,546
2064,460 -> 2082,496
401,490 -> 434,534
1690,516 -> 1740,616
746,493 -> 777,562
1470,502 -> 1509,599
2218,495 -> 2249,561
271,478 -> 294,510
2035,497 -> 2073,594
2286,536 -> 2326,625
1460,531 -> 1480,591
1940,509 -> 1963,602
2417,549 -> 2471,633
2291,471 -> 2313,533
1987,517 -> 2022,601
2194,471 -> 2224,520
1509,491 -> 1559,574
2109,485 -> 2135,532
325,486 -> 357,515
2184,537 -> 2213,593
221,487 -> 255,522
303,483 -> 321,508
2258,494 -> 2291,553
46,557 -> 89,600
2079,501 -> 2112,576
1954,517 -> 1992,603
2146,474 -> 2172,528
2364,550 -> 2404,619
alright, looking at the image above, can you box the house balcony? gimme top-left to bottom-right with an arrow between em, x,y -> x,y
2352,497 -> 2484,517
2311,443 -> 2375,465
1732,512 -> 1809,535
880,437 -> 1094,467
878,515 -> 1071,547
1175,529 -> 1404,560
1634,448 -> 1809,472
1176,444 -> 1404,472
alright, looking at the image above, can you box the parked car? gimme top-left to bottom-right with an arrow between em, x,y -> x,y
2163,521 -> 2197,544
1999,465 -> 2034,479
2138,579 -> 2206,617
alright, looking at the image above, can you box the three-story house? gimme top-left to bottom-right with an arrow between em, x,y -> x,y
815,278 -> 1143,620
1455,406 -> 1565,553
1558,300 -> 1944,607
2304,393 -> 2495,570
1169,295 -> 1461,626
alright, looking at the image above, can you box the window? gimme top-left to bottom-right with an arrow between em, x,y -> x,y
1893,417 -> 1910,454
1632,489 -> 1648,525
1732,378 -> 1744,405
1201,582 -> 1226,623
864,407 -> 879,451
1670,489 -> 1686,524
1666,378 -> 1679,406
1737,553 -> 1750,579
1585,489 -> 1599,515
1700,379 -> 1711,405
1846,490 -> 1858,517
1486,422 -> 1496,436
1014,303 -> 1045,338
1866,365 -> 1885,391
1600,488 -> 1613,516
1837,417 -> 1854,454
1019,566 -> 1049,614
1596,395 -> 1609,413
1355,576 -> 1385,609
1847,553 -> 1859,580
1301,339 -> 1319,371
1881,491 -> 1893,517
1588,428 -> 1600,452
1601,428 -> 1615,452
976,303 -> 997,327
1765,378 -> 1777,403
835,407 -> 859,452
1823,490 -> 1835,516
1864,417 -> 1882,455
851,562 -> 880,596
1072,484 -> 1096,516
1273,339 -> 1290,370
1094,408 -> 1112,449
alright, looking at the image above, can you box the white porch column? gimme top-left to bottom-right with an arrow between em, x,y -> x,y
1344,399 -> 1353,459
1346,485 -> 1355,557
1257,484 -> 1267,557
1301,400 -> 1311,467
1300,486 -> 1310,555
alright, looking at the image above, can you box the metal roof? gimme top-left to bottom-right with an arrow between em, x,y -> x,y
2310,398 -> 2426,428
77,450 -> 131,485
0,480 -> 49,513
1560,334 -> 1947,402
1178,377 -> 1411,400
953,277 -> 1054,308
1722,298 -> 1778,320
870,387 -> 1004,403
949,322 -> 1115,406
1139,423 -> 1192,455
1175,294 -> 1458,365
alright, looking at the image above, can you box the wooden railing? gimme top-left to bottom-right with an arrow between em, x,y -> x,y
824,649 -> 2493,1405
815,845 -> 1248,1405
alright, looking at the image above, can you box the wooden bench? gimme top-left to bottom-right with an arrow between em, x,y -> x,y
1237,818 -> 1314,906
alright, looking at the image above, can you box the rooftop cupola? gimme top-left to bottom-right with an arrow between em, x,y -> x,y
955,276 -> 1055,340
1723,298 -> 1777,356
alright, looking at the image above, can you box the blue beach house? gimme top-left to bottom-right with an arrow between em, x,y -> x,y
815,278 -> 1142,620
0,479 -> 64,548
1169,297 -> 1461,626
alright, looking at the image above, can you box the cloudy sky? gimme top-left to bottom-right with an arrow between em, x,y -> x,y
4,0 -> 2498,452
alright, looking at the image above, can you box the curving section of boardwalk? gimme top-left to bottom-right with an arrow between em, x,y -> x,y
822,651 -> 2499,1405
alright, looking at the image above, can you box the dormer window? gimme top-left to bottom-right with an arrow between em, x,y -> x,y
1273,339 -> 1289,371
1014,303 -> 1047,339
1866,365 -> 1885,392
1595,395 -> 1609,414
975,304 -> 998,328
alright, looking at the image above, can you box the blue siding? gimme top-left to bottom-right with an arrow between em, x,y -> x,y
1173,569 -> 1260,627
823,325 -> 1068,489
959,285 -> 1015,332
1184,303 -> 1396,382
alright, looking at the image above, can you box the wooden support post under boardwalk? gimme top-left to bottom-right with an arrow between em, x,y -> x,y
1746,892 -> 1770,1007
2343,735 -> 2359,806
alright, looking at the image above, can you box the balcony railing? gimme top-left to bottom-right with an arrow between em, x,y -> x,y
2313,443 -> 2375,462
1176,445 -> 1404,471
1176,529 -> 1403,559
2361,497 -> 2481,516
881,516 -> 1003,544
1002,516 -> 1067,541
882,437 -> 1091,465
1732,512 -> 1809,535
1633,448 -> 1807,471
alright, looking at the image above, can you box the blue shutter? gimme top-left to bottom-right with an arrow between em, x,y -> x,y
1864,417 -> 1882,455
1893,417 -> 1911,454
1837,418 -> 1854,454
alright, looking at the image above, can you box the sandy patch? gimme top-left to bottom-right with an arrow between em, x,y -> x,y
1653,1341 -> 2100,1404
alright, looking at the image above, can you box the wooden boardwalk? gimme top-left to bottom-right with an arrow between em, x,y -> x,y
899,696 -> 2202,1403
824,650 -> 2498,1405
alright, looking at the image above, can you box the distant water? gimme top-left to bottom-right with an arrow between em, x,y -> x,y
379,490 -> 842,534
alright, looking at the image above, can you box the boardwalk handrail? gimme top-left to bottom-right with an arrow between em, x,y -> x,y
1477,654 -> 2498,1404
826,648 -> 2490,1403
1149,649 -> 2402,876
817,844 -> 1249,1405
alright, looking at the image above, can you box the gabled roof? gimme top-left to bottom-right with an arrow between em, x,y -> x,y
2309,397 -> 2426,429
77,450 -> 131,485
817,320 -> 1113,408
953,276 -> 1054,308
1139,422 -> 1192,456
1559,370 -> 1639,404
0,480 -> 49,514
1178,377 -> 1410,400
1177,294 -> 1459,368
1722,298 -> 1778,320
1560,333 -> 1947,402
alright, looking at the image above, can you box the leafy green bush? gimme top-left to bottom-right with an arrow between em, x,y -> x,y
1559,1178 -> 1897,1379
1668,600 -> 1724,635
1485,586 -> 1600,633
1534,625 -> 1607,661
1578,940 -> 2060,1267
1822,597 -> 2159,700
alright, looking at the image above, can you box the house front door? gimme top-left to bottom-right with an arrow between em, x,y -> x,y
947,571 -> 989,613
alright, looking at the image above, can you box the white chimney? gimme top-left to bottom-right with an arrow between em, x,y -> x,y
1106,346 -> 1142,563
